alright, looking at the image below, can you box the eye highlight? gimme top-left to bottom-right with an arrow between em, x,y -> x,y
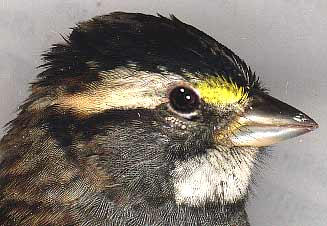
169,86 -> 200,114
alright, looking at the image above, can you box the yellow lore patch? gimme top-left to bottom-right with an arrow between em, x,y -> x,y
194,77 -> 248,105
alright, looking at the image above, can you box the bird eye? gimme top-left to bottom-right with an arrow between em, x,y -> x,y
169,86 -> 200,114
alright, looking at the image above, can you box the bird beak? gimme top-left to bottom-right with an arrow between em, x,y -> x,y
229,92 -> 319,147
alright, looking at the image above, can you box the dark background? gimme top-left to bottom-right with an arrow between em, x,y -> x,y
0,1 -> 326,225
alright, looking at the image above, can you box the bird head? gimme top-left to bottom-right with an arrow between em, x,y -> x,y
0,12 -> 318,225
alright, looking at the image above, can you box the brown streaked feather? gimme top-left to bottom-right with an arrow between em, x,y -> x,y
56,69 -> 184,116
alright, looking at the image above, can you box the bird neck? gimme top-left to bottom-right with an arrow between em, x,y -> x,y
74,191 -> 250,225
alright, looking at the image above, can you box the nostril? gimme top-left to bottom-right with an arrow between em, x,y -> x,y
293,113 -> 308,123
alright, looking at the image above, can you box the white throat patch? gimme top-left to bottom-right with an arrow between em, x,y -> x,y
172,147 -> 258,206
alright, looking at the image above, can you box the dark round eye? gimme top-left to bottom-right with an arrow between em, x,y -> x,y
169,86 -> 200,114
